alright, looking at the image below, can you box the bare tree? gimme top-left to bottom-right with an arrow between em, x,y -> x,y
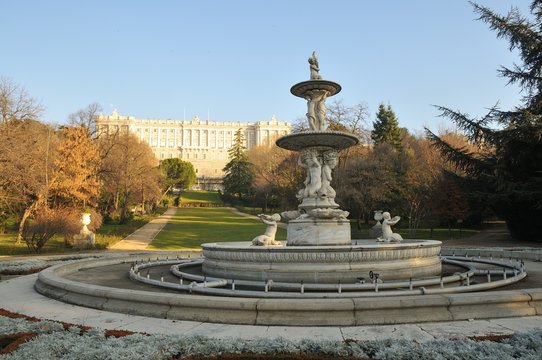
248,143 -> 303,210
328,100 -> 370,139
98,132 -> 162,222
68,102 -> 103,137
0,77 -> 44,125
327,100 -> 371,170
0,120 -> 58,242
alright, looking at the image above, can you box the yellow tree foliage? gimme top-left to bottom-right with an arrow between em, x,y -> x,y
50,126 -> 101,207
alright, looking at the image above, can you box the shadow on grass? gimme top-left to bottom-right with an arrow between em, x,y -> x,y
180,190 -> 222,204
149,207 -> 286,250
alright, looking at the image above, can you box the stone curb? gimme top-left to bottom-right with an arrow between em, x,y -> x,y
34,250 -> 542,326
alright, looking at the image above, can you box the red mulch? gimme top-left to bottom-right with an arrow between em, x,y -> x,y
468,334 -> 512,342
0,308 -> 138,355
0,332 -> 37,354
0,308 -> 41,323
104,329 -> 136,338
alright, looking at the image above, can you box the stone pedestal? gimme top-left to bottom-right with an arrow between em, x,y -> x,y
73,226 -> 95,250
298,197 -> 339,211
287,218 -> 350,246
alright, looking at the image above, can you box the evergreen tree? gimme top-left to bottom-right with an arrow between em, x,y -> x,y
371,103 -> 403,149
426,1 -> 542,241
160,158 -> 196,190
222,128 -> 255,200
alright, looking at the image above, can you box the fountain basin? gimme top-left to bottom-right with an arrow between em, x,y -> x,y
275,131 -> 359,151
202,239 -> 442,283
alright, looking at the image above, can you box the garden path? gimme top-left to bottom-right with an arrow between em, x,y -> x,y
109,207 -> 178,251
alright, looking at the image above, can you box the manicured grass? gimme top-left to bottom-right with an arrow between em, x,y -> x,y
0,210 -> 167,256
0,234 -> 71,256
0,232 -> 121,256
148,207 -> 286,250
180,190 -> 222,204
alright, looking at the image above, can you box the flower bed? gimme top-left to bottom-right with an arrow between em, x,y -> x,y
1,309 -> 542,359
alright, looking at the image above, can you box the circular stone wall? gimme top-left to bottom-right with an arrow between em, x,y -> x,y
201,240 -> 442,283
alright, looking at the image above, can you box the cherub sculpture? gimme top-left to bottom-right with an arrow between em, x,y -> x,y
252,214 -> 282,246
317,150 -> 338,198
297,149 -> 322,199
377,212 -> 403,243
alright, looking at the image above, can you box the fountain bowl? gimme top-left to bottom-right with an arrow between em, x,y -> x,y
202,239 -> 442,283
275,130 -> 359,151
290,79 -> 341,97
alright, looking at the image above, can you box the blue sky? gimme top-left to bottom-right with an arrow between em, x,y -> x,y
0,0 -> 532,133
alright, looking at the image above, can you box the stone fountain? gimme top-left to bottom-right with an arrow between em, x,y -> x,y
201,52 -> 442,283
34,53 -> 529,326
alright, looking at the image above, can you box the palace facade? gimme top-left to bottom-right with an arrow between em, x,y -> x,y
96,111 -> 291,189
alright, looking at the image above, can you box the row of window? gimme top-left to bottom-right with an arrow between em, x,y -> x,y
158,152 -> 225,160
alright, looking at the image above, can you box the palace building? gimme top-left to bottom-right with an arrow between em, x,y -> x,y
96,110 -> 291,189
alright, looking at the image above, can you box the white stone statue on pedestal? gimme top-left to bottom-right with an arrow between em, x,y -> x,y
252,214 -> 282,246
377,212 -> 403,243
73,212 -> 96,249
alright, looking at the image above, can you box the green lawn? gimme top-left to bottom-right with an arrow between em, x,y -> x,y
148,207 -> 286,250
0,234 -> 69,256
0,210 -> 166,256
0,233 -> 121,256
180,190 -> 222,204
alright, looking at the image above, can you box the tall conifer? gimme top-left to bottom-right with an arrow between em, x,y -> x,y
371,103 -> 403,150
222,129 -> 254,200
426,1 -> 542,241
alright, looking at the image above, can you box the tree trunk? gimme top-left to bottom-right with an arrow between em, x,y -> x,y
114,191 -> 120,210
157,185 -> 172,206
16,206 -> 33,244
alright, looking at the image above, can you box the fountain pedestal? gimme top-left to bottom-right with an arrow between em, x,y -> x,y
286,218 -> 351,246
275,63 -> 359,246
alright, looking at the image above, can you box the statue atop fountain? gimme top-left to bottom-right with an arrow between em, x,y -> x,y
308,51 -> 322,80
275,52 -> 359,246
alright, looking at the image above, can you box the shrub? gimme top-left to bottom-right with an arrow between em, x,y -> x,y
22,208 -> 80,253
